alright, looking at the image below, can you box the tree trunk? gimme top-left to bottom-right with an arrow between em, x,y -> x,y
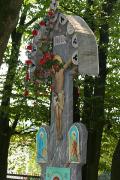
82,125 -> 104,180
82,75 -> 105,180
0,10 -> 26,178
0,0 -> 23,65
82,0 -> 118,180
0,31 -> 21,178
0,129 -> 10,179
111,139 -> 120,180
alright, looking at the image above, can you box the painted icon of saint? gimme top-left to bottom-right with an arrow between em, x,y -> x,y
70,131 -> 78,161
36,128 -> 47,162
53,176 -> 60,180
69,126 -> 80,163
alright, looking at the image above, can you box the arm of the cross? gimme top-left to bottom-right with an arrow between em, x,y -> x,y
63,59 -> 72,70
64,56 -> 79,71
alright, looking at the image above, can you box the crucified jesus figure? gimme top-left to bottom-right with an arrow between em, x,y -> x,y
52,55 -> 73,141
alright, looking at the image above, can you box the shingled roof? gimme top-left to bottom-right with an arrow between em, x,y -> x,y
57,14 -> 99,76
66,15 -> 93,35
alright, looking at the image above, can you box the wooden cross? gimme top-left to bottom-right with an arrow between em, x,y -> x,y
34,8 -> 99,180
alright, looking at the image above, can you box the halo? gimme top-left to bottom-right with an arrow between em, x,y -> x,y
40,131 -> 44,137
71,130 -> 76,136
53,55 -> 63,63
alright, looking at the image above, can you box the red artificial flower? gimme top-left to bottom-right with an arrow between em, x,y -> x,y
39,58 -> 46,65
43,52 -> 51,60
24,89 -> 29,96
48,10 -> 54,16
25,60 -> 33,65
50,53 -> 54,59
25,72 -> 30,81
39,21 -> 46,26
26,44 -> 32,51
32,29 -> 38,36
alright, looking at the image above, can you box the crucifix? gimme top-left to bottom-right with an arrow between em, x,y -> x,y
31,1 -> 99,179
51,55 -> 72,141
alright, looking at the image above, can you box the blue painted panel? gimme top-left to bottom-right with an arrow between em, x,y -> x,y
36,127 -> 47,163
46,167 -> 70,180
68,125 -> 80,163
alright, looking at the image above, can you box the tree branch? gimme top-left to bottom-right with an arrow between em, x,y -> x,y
25,16 -> 39,28
0,0 -> 23,65
11,113 -> 21,134
13,129 -> 37,135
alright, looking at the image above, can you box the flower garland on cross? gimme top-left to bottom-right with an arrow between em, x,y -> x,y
24,0 -> 62,96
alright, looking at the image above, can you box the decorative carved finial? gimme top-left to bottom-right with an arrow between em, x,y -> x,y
50,0 -> 59,10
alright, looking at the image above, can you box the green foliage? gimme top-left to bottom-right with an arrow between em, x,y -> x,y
9,61 -> 50,129
8,136 -> 41,174
0,1 -> 51,173
98,0 -> 120,173
99,122 -> 120,173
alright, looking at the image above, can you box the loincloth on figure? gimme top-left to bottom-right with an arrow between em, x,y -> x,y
53,90 -> 64,111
